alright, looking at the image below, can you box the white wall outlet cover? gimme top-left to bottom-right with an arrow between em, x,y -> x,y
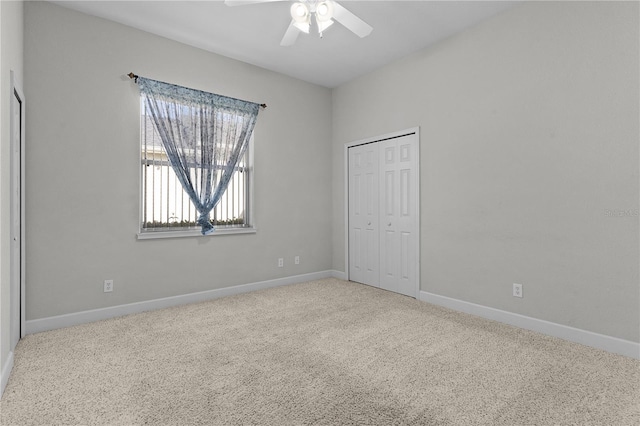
513,283 -> 523,298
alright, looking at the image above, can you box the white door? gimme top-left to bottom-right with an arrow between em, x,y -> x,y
347,129 -> 420,298
378,134 -> 419,297
348,143 -> 379,287
10,72 -> 25,349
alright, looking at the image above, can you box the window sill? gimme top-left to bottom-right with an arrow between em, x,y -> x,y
137,227 -> 257,240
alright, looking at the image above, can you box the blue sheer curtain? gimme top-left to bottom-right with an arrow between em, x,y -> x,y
138,77 -> 260,234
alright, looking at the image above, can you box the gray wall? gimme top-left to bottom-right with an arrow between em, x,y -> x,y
332,1 -> 639,342
1,0 -> 24,386
24,1 -> 332,320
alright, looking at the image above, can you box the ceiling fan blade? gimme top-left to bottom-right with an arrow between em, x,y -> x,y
280,20 -> 301,46
331,1 -> 373,38
224,0 -> 286,6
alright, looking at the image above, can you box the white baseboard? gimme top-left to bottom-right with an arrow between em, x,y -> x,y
1,351 -> 14,398
419,291 -> 640,360
26,270 -> 336,335
24,272 -> 637,360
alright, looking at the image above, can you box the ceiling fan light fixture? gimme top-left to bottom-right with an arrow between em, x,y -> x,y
290,2 -> 310,23
316,1 -> 334,22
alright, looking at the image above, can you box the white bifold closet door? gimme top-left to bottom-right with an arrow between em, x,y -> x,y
348,131 -> 419,298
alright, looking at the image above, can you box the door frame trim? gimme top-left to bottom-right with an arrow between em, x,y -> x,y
10,70 -> 26,345
344,126 -> 420,297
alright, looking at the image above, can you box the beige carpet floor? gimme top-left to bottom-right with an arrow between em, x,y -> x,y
1,278 -> 638,425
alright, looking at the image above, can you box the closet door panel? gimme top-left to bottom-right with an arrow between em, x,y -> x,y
348,143 -> 379,287
380,141 -> 398,292
396,136 -> 419,297
379,135 -> 418,297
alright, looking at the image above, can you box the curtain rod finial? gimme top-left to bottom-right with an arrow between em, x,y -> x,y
128,72 -> 138,82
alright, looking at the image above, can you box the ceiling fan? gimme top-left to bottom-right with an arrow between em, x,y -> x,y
224,0 -> 373,46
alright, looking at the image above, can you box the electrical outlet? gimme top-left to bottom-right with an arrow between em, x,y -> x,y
513,283 -> 523,298
104,279 -> 114,293
294,256 -> 300,265
278,258 -> 284,268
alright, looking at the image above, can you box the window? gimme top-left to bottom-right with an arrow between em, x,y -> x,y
139,100 -> 253,235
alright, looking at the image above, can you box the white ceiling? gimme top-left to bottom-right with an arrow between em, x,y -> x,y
53,0 -> 518,88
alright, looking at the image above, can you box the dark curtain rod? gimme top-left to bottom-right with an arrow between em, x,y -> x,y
128,72 -> 267,109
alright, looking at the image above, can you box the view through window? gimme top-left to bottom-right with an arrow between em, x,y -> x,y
140,100 -> 251,232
